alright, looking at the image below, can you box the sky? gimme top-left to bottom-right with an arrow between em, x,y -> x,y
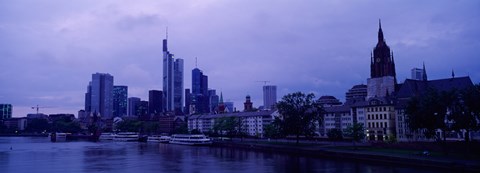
1,0 -> 479,117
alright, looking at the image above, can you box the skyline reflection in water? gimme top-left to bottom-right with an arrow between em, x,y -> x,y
0,137 -> 446,173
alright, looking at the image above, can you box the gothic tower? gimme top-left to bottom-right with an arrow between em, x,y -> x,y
370,20 -> 396,83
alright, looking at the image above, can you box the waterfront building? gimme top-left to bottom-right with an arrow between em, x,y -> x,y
163,35 -> 184,114
317,96 -> 342,107
188,110 -> 279,137
364,98 -> 396,141
85,73 -> 114,119
113,86 -> 128,118
184,89 -> 191,114
263,85 -> 277,110
149,90 -> 163,116
127,97 -> 141,116
0,104 -> 12,120
4,118 -> 27,131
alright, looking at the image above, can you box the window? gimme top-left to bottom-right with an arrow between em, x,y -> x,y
384,122 -> 387,128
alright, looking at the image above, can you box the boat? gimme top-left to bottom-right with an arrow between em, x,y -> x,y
50,132 -> 67,142
113,132 -> 139,142
147,135 -> 171,143
99,133 -> 115,141
169,134 -> 212,145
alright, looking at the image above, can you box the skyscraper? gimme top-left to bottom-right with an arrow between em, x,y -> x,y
184,89 -> 191,114
163,35 -> 184,114
0,104 -> 12,120
411,63 -> 428,81
208,89 -> 219,113
113,86 -> 128,118
86,73 -> 114,119
149,90 -> 163,115
128,97 -> 141,116
192,68 -> 209,114
263,85 -> 277,110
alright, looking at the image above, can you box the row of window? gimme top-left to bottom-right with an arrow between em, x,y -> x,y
367,107 -> 393,112
367,122 -> 388,128
367,114 -> 393,120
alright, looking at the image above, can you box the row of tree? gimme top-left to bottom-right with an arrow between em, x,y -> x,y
406,85 -> 480,142
0,117 -> 82,134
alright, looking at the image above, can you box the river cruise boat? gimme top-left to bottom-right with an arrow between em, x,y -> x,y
169,134 -> 212,145
99,133 -> 115,141
147,135 -> 171,143
113,132 -> 139,142
50,132 -> 67,142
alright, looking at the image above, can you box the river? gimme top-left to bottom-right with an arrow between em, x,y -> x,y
0,137 -> 449,173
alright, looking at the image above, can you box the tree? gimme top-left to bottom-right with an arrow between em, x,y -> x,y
213,116 -> 240,137
450,86 -> 480,142
25,118 -> 50,133
345,123 -> 365,149
406,88 -> 453,140
263,117 -> 283,139
276,92 -> 324,145
115,120 -> 142,132
327,128 -> 343,141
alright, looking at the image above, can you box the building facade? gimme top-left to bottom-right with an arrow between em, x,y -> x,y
263,85 -> 277,110
163,37 -> 184,114
113,86 -> 128,118
149,90 -> 163,116
127,97 -> 141,116
0,104 -> 12,120
87,73 -> 114,119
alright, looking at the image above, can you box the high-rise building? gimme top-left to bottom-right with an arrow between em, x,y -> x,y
86,73 -> 114,119
263,85 -> 277,110
208,89 -> 219,113
345,84 -> 367,104
0,104 -> 12,120
411,63 -> 428,81
192,68 -> 209,114
128,97 -> 141,116
184,89 -> 191,114
163,35 -> 184,114
149,90 -> 163,115
136,101 -> 149,119
244,95 -> 253,111
113,86 -> 128,117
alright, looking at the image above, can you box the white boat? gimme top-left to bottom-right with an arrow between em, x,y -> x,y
99,133 -> 114,141
169,134 -> 212,145
147,135 -> 171,143
50,132 -> 67,142
113,132 -> 139,142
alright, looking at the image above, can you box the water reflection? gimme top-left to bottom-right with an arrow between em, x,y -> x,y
0,137 -> 454,173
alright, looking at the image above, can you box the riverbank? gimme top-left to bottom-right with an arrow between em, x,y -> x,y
212,140 -> 480,172
0,134 -> 48,137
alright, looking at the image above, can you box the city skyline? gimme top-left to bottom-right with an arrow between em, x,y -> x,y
1,1 -> 479,117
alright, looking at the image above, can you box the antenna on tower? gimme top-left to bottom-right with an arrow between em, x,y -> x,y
166,26 -> 168,40
195,57 -> 198,68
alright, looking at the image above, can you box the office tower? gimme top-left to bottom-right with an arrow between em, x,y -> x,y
208,89 -> 219,113
136,101 -> 149,119
113,86 -> 128,117
86,73 -> 114,119
192,68 -> 209,114
128,97 -> 141,116
411,63 -> 428,81
263,85 -> 277,110
0,104 -> 12,120
149,90 -> 163,115
163,35 -> 184,114
185,89 -> 191,114
244,95 -> 253,111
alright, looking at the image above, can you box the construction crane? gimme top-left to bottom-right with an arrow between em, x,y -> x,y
31,105 -> 53,114
255,80 -> 270,86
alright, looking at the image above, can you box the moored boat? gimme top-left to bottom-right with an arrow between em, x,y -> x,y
169,134 -> 212,145
147,135 -> 171,143
99,133 -> 115,141
113,132 -> 139,142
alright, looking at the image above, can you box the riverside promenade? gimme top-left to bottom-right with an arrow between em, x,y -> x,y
212,138 -> 480,172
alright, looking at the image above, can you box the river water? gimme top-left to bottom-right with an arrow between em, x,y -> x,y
0,137 -> 449,173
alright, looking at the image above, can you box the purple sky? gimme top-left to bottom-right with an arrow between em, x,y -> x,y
1,0 -> 479,117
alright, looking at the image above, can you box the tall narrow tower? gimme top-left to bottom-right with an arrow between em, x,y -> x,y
162,30 -> 183,114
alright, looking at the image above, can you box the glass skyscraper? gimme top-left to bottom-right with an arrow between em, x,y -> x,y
86,73 -> 114,119
163,36 -> 184,114
263,85 -> 277,110
113,86 -> 128,117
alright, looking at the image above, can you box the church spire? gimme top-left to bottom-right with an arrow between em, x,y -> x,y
219,92 -> 224,103
378,19 -> 384,43
422,62 -> 428,81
